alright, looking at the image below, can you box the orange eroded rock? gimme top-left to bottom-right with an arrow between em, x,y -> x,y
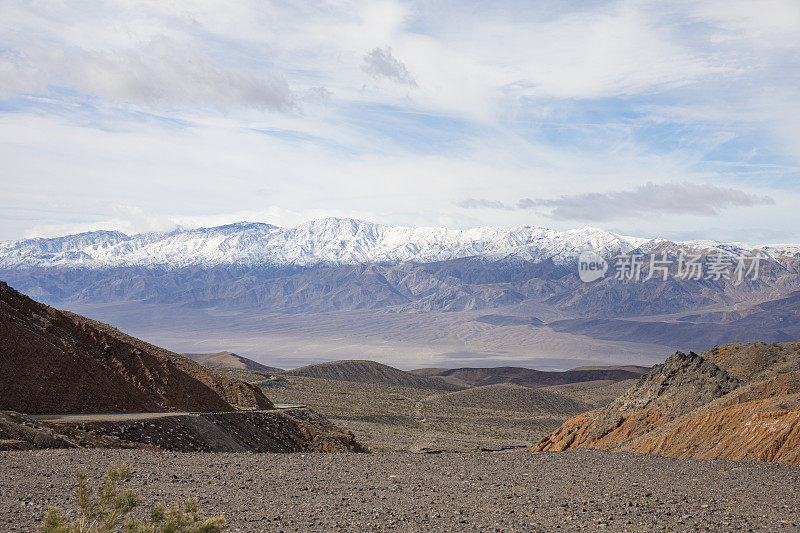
534,343 -> 800,465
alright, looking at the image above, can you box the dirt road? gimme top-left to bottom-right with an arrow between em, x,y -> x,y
27,405 -> 307,423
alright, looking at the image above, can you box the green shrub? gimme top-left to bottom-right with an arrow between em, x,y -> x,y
40,464 -> 225,532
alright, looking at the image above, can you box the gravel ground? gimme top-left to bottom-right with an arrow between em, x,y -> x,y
1,449 -> 799,532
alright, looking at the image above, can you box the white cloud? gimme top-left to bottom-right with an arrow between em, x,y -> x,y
362,46 -> 417,86
686,0 -> 800,45
457,182 -> 775,221
0,38 -> 295,111
454,198 -> 515,210
0,0 -> 799,243
466,4 -> 716,99
519,182 -> 775,220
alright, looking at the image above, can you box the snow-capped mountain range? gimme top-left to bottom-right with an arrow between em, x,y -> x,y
1,218 -> 798,270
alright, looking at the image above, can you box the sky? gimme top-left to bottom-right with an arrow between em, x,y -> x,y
1,0 -> 799,244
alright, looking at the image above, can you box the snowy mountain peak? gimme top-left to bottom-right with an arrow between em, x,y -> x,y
0,218 -> 796,270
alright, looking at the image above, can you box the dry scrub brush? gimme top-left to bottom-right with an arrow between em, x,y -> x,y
41,463 -> 225,532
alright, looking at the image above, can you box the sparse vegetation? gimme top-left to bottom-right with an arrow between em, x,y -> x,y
40,464 -> 225,532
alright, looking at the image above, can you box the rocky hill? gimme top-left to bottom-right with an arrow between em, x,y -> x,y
411,366 -> 648,389
184,351 -> 283,373
0,409 -> 366,453
283,360 -> 460,390
0,411 -> 150,451
535,342 -> 800,465
0,281 -> 272,414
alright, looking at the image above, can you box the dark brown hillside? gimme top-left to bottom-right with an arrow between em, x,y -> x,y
283,360 -> 460,390
411,366 -> 646,389
0,281 -> 272,414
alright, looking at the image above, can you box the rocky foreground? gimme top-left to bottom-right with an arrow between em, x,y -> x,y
1,449 -> 799,532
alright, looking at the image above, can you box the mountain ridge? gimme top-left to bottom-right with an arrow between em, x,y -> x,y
4,218 -> 800,364
5,217 -> 796,270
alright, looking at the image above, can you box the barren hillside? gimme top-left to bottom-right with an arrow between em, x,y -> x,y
424,383 -> 593,416
184,351 -> 283,373
0,281 -> 272,414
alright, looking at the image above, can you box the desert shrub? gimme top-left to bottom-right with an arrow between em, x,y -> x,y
40,464 -> 225,532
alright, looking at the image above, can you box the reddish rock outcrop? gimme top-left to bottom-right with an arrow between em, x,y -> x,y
0,281 -> 272,414
535,342 -> 800,465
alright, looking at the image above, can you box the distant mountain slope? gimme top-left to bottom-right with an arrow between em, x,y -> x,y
410,366 -> 647,389
680,290 -> 800,331
425,383 -> 593,416
535,342 -> 800,465
184,351 -> 283,373
0,281 -> 273,414
547,315 -> 800,351
3,219 -> 800,362
283,360 -> 461,390
4,245 -> 799,320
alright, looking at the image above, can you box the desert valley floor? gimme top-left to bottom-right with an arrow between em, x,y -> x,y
2,449 -> 799,532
